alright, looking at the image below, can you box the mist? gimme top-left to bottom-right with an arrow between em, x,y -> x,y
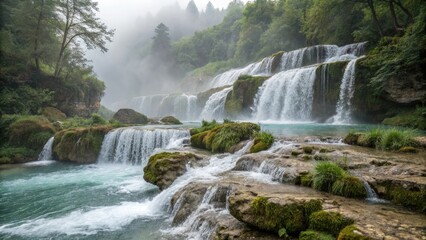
87,0 -> 245,109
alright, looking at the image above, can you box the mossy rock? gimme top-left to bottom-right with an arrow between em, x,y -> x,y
160,116 -> 182,125
42,107 -> 67,121
398,146 -> 418,153
224,75 -> 269,118
270,51 -> 285,73
302,146 -> 314,154
8,116 -> 55,152
309,211 -> 354,236
331,176 -> 367,199
196,86 -> 230,107
343,132 -> 363,145
250,131 -> 274,153
384,182 -> 426,212
299,230 -> 334,240
143,152 -> 202,190
300,173 -> 313,187
337,225 -> 372,240
112,109 -> 148,124
190,122 -> 260,153
53,126 -> 112,164
0,147 -> 37,164
228,190 -> 322,236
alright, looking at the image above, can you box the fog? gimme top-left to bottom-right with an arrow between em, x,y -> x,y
87,0 -> 247,109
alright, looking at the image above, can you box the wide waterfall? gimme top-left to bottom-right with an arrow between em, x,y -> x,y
130,94 -> 198,121
200,87 -> 233,121
252,42 -> 366,122
253,67 -> 317,121
38,137 -> 54,161
97,127 -> 190,165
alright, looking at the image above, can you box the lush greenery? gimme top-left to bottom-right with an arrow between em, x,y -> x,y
250,131 -> 274,153
190,121 -> 260,153
345,128 -> 419,151
309,211 -> 354,236
382,107 -> 426,130
1,0 -> 112,116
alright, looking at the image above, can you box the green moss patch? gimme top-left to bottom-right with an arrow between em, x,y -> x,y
312,162 -> 347,192
331,176 -> 367,199
8,116 -> 55,151
299,230 -> 334,240
338,225 -> 372,240
250,131 -> 274,153
190,122 -> 260,153
309,211 -> 354,236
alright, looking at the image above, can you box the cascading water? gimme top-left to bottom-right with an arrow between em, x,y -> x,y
130,94 -> 198,121
200,87 -> 232,121
97,127 -> 190,165
209,56 -> 274,88
330,58 -> 360,124
252,67 -> 317,121
38,137 -> 54,161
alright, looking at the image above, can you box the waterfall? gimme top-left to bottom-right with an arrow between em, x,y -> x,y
209,56 -> 274,88
330,58 -> 359,124
38,137 -> 54,161
97,127 -> 190,165
130,94 -> 198,121
362,180 -> 388,203
252,66 -> 317,121
200,87 -> 232,121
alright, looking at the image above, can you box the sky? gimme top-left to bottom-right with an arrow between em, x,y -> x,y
87,0 -> 249,107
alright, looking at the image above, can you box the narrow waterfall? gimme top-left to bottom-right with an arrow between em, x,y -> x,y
252,66 -> 317,121
331,58 -> 359,124
97,127 -> 190,165
130,94 -> 198,121
209,56 -> 274,88
38,137 -> 55,161
200,87 -> 232,121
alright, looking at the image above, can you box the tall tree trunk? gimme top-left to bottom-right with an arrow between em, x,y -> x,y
34,0 -> 45,71
394,0 -> 413,23
367,0 -> 384,37
389,0 -> 403,33
54,0 -> 70,77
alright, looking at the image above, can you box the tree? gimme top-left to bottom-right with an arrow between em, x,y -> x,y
151,23 -> 172,63
186,0 -> 199,19
54,0 -> 114,76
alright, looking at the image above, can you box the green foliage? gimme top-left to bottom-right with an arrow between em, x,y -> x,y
312,162 -> 347,192
299,230 -> 334,240
8,116 -> 55,151
0,147 -> 37,164
338,225 -> 372,240
385,184 -> 426,212
300,173 -> 314,187
97,105 -> 115,120
250,131 -> 274,153
90,113 -> 108,125
382,107 -> 426,130
358,129 -> 383,147
278,228 -> 289,238
190,122 -> 260,153
331,176 -> 367,198
309,211 -> 354,236
302,146 -> 314,154
0,86 -> 55,115
190,120 -> 219,135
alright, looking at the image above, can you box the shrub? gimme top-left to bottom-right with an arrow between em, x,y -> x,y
0,147 -> 37,163
379,128 -> 417,151
0,86 -> 55,115
331,176 -> 367,198
358,129 -> 383,147
91,113 -> 108,125
312,162 -> 347,192
190,120 -> 218,135
250,131 -> 274,153
309,211 -> 354,236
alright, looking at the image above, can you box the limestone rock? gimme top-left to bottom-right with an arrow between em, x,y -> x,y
112,108 -> 148,124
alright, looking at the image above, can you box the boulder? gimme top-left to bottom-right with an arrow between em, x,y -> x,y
112,108 -> 148,124
143,152 -> 204,190
53,126 -> 112,164
160,116 -> 182,125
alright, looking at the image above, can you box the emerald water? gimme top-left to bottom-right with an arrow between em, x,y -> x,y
0,162 -> 166,240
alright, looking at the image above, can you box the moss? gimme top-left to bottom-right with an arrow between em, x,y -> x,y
42,107 -> 67,121
302,146 -> 314,154
398,146 -> 418,153
53,125 -> 112,163
251,196 -> 322,236
382,107 -> 426,130
190,120 -> 218,135
331,176 -> 367,199
8,116 -> 55,151
312,162 -> 347,192
299,230 -> 334,240
250,131 -> 274,153
224,75 -> 269,118
300,173 -> 314,187
313,154 -> 329,161
302,155 -> 312,161
190,122 -> 260,153
309,211 -> 354,236
338,225 -> 372,240
160,116 -> 182,125
292,151 -> 303,157
319,148 -> 334,153
385,184 -> 426,212
0,147 -> 37,164
343,132 -> 363,145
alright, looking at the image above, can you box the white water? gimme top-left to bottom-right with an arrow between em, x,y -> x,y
209,56 -> 274,88
97,127 -> 190,165
37,137 -> 54,161
130,94 -> 198,121
330,58 -> 359,124
362,180 -> 389,203
200,87 -> 233,121
253,66 -> 317,121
